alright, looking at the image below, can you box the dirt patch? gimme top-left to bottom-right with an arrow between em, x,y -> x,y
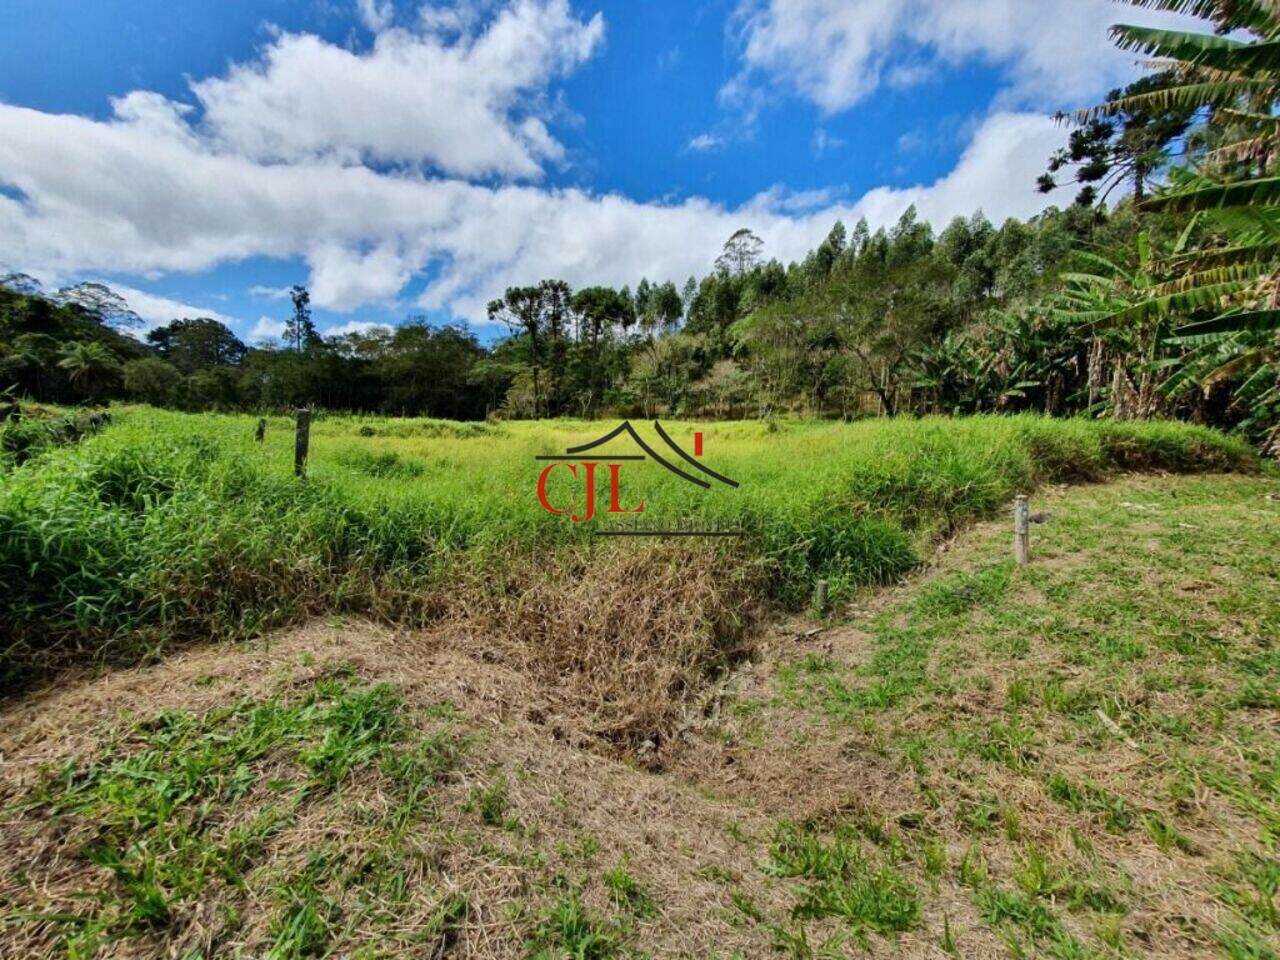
0,620 -> 786,958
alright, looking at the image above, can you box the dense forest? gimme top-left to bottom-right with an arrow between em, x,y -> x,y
2,0 -> 1277,451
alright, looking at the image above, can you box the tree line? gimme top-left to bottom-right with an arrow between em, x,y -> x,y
0,206 -> 1119,419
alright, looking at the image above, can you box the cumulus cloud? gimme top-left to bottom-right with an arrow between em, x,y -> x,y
846,112 -> 1073,226
749,184 -> 845,214
727,0 -> 1201,114
323,319 -> 394,337
418,0 -> 501,34
105,283 -> 237,334
0,95 -> 1075,323
248,316 -> 286,342
356,0 -> 395,32
191,0 -> 603,179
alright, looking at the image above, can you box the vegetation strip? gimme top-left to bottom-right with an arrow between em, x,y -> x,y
0,408 -> 1254,691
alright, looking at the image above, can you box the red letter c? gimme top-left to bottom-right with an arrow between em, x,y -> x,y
537,462 -> 577,515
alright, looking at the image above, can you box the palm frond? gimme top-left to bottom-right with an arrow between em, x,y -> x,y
1164,242 -> 1280,272
1116,0 -> 1279,35
1077,80 -> 1273,121
1207,37 -> 1280,71
1174,307 -> 1280,334
1204,135 -> 1274,165
1214,107 -> 1280,126
1147,261 -> 1268,295
1098,279 -> 1253,326
1108,24 -> 1248,64
1235,359 -> 1280,397
1068,251 -> 1134,278
1204,349 -> 1272,384
1143,175 -> 1280,211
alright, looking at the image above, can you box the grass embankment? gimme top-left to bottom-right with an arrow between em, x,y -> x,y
0,472 -> 1274,958
0,409 -> 1255,731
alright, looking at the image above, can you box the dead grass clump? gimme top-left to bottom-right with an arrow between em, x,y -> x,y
0,623 -> 791,959
442,539 -> 765,755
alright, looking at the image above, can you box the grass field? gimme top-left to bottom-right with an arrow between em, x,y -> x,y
0,407 -> 1256,696
0,471 -> 1274,958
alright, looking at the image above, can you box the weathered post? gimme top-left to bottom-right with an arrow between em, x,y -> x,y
1014,494 -> 1030,566
294,409 -> 311,478
255,418 -> 267,442
815,579 -> 830,618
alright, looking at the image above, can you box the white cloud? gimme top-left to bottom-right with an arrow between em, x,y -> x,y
308,240 -> 419,310
845,112 -> 1073,226
418,0 -> 499,34
727,0 -> 1203,114
191,0 -> 603,179
357,0 -> 395,32
323,319 -> 394,337
0,94 -> 1076,324
106,283 -> 237,334
813,127 -> 843,157
248,284 -> 293,299
0,0 -> 1090,328
248,316 -> 286,342
685,133 -> 723,152
749,184 -> 845,215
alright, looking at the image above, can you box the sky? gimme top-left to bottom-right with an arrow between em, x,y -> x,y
0,0 -> 1200,342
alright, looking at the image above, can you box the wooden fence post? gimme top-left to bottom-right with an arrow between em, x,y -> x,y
815,579 -> 830,618
255,418 -> 266,442
1014,494 -> 1030,566
295,409 -> 311,478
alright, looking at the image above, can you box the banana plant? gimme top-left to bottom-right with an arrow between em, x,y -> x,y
1064,0 -> 1280,435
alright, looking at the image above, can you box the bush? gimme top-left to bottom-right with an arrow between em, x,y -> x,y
123,358 -> 182,406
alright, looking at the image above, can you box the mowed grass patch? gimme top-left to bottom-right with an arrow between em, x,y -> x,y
0,408 -> 1254,693
0,664 -> 469,958
741,472 -> 1280,959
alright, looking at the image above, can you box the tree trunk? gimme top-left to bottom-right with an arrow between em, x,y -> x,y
1087,337 -> 1107,412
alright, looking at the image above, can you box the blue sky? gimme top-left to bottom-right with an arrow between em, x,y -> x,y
0,0 -> 1195,342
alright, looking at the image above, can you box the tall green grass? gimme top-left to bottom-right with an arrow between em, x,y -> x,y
0,408 -> 1254,687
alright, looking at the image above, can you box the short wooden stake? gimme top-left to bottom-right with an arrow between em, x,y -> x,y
815,579 -> 830,617
1014,494 -> 1030,566
294,409 -> 311,478
255,418 -> 266,442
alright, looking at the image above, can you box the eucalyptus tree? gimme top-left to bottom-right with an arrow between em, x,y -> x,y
716,228 -> 765,276
284,285 -> 319,352
571,285 -> 634,415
